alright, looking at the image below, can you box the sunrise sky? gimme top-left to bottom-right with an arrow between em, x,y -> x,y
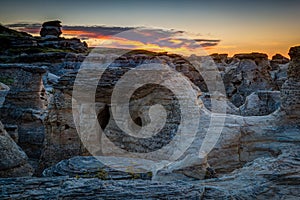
1,0 -> 300,57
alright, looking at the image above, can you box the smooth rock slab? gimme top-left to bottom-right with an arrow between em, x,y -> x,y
1,149 -> 299,199
43,156 -> 154,180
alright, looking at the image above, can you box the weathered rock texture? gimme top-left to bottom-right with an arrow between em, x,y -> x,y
281,46 -> 300,122
39,50 -> 210,172
0,24 -> 299,198
0,81 -> 33,177
239,90 -> 281,116
43,156 -> 152,180
0,148 -> 299,199
39,47 -> 299,179
0,121 -> 33,177
40,20 -> 62,38
0,65 -> 47,162
0,23 -> 88,62
222,53 -> 276,107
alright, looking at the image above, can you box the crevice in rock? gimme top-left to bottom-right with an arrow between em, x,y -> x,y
97,105 -> 110,130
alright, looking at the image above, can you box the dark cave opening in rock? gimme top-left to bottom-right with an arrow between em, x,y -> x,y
97,105 -> 110,130
134,116 -> 143,127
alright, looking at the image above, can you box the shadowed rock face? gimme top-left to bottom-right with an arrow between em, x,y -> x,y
40,20 -> 62,38
0,65 -> 47,167
0,82 -> 9,108
0,81 -> 34,177
271,54 -> 289,70
0,119 -> 33,177
281,46 -> 300,121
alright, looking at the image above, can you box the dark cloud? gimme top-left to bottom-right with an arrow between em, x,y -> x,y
6,23 -> 41,28
62,25 -> 133,36
195,39 -> 221,43
6,23 -> 133,36
200,42 -> 220,47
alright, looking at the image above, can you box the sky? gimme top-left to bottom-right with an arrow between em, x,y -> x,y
1,0 -> 300,57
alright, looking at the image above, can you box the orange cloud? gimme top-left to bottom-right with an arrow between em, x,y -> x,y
62,30 -> 111,40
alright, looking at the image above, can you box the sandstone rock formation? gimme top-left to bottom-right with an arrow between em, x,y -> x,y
39,20 -> 88,53
281,46 -> 300,122
239,90 -> 281,116
222,53 -> 276,107
0,64 -> 47,171
155,46 -> 300,179
0,121 -> 33,177
40,20 -> 62,38
38,47 -> 300,183
0,94 -> 33,177
38,50 -> 213,172
0,24 -> 88,175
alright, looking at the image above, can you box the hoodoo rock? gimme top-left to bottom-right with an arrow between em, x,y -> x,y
40,20 -> 62,38
0,91 -> 33,178
281,46 -> 300,121
0,64 -> 47,172
38,20 -> 88,53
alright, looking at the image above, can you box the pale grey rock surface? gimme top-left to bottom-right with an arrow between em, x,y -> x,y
239,90 -> 281,116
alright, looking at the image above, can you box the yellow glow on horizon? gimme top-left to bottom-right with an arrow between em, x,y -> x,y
83,36 -> 211,56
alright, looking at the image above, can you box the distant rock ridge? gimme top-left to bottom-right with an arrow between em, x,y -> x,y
233,52 -> 268,60
271,53 -> 289,65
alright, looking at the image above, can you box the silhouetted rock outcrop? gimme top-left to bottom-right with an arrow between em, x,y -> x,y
40,20 -> 62,38
271,53 -> 289,69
